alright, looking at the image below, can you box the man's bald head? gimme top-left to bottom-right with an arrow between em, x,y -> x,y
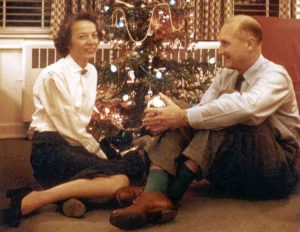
223,15 -> 263,44
218,15 -> 263,73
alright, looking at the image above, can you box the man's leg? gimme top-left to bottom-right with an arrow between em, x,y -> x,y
109,165 -> 178,230
167,121 -> 298,202
167,159 -> 200,205
109,129 -> 193,229
206,122 -> 298,199
165,128 -> 228,205
142,128 -> 197,197
144,167 -> 171,192
109,128 -> 227,229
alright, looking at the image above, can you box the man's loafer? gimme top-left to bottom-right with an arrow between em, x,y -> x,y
110,192 -> 177,230
115,186 -> 144,207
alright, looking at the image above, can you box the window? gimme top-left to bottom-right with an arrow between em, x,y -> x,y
234,0 -> 279,17
297,0 -> 300,19
0,0 -> 51,34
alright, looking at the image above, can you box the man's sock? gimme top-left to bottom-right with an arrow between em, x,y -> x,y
144,169 -> 171,193
167,163 -> 199,204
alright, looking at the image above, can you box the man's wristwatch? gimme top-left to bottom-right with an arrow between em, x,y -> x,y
183,109 -> 189,126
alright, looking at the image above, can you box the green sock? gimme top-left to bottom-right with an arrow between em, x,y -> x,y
144,169 -> 171,193
167,164 -> 199,204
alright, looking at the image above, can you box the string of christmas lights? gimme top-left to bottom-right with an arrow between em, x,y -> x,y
88,0 -> 218,144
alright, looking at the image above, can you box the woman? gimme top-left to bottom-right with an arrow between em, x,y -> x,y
3,12 -> 145,227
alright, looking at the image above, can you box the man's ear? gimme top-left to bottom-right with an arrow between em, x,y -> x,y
247,37 -> 255,51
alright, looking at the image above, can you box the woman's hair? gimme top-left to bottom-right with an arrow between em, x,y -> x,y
54,12 -> 101,57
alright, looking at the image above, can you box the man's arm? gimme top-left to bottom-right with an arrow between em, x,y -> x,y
143,71 -> 291,132
188,72 -> 290,129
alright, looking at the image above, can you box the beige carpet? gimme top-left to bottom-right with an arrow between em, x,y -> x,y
1,139 -> 300,232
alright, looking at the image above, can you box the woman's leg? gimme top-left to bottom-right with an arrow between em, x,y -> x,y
21,174 -> 129,215
30,132 -> 146,188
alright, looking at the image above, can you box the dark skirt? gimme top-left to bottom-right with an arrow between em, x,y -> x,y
30,132 -> 146,189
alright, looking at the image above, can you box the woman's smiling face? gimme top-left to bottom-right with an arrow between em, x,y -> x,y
68,20 -> 99,67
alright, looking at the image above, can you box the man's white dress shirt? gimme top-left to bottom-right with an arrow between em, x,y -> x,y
187,55 -> 300,146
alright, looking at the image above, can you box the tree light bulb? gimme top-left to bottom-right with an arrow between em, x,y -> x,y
170,0 -> 176,5
148,87 -> 153,96
110,64 -> 117,72
209,57 -> 216,64
156,71 -> 163,79
118,20 -> 125,28
147,30 -> 154,36
122,94 -> 129,101
135,41 -> 142,47
104,5 -> 110,11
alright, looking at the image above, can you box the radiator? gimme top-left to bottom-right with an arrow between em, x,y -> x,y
22,41 -> 220,122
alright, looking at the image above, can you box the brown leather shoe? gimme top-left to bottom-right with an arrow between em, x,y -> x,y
110,192 -> 177,230
62,198 -> 86,218
115,186 -> 144,207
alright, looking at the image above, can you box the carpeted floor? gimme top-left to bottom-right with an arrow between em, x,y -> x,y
1,139 -> 300,232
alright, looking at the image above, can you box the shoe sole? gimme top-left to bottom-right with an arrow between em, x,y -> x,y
110,208 -> 177,230
62,198 -> 86,218
3,188 -> 32,228
2,208 -> 22,227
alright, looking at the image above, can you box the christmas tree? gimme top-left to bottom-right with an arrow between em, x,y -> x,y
87,0 -> 218,151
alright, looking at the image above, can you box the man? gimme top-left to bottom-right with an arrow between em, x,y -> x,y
109,15 -> 300,230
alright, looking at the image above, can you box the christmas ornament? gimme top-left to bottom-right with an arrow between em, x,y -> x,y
147,95 -> 166,108
127,70 -> 136,83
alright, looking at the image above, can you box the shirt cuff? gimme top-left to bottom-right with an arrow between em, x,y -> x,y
95,148 -> 108,159
84,139 -> 107,159
187,106 -> 203,129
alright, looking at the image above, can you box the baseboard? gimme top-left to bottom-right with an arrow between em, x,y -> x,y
0,122 -> 28,139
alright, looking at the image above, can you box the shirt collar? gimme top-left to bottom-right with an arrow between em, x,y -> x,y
65,55 -> 88,74
242,55 -> 265,84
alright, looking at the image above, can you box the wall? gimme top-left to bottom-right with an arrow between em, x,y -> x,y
0,39 -> 220,139
0,40 -> 27,138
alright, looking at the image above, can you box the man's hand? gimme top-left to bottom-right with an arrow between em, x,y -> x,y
142,93 -> 188,133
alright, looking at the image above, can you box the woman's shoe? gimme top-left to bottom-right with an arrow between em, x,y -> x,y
6,187 -> 32,199
3,186 -> 32,227
62,198 -> 86,218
